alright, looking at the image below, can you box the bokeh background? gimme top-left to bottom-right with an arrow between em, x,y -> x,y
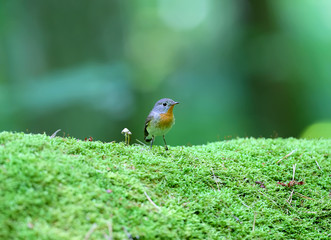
1,0 -> 331,146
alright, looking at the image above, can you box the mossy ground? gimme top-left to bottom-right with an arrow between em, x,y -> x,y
0,131 -> 330,239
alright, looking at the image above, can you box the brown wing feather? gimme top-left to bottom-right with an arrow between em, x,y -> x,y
144,115 -> 152,142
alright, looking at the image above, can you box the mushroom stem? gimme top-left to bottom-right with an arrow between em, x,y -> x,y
121,128 -> 132,145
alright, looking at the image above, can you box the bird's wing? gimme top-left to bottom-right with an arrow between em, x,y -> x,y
144,115 -> 153,141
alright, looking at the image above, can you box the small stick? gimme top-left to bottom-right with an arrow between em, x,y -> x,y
287,190 -> 294,204
277,149 -> 297,164
295,192 -> 315,200
292,164 -> 296,181
232,215 -> 242,224
252,212 -> 257,231
315,160 -> 321,170
144,191 -> 160,210
238,197 -> 250,208
208,183 -> 216,191
135,139 -> 147,146
258,189 -> 298,212
106,221 -> 113,240
211,168 -> 220,191
50,129 -> 61,138
258,190 -> 278,206
123,227 -> 133,240
84,223 -> 97,240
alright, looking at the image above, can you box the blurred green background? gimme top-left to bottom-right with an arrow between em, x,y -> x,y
1,0 -> 331,145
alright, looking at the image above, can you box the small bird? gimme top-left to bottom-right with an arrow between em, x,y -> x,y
144,98 -> 179,150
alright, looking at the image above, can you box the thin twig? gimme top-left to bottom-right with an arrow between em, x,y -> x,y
287,190 -> 294,204
50,129 -> 61,138
208,183 -> 216,191
295,192 -> 315,200
252,212 -> 257,231
84,223 -> 97,240
106,221 -> 113,240
292,164 -> 296,181
238,197 -> 250,208
315,160 -> 321,170
136,139 -> 147,146
259,189 -> 297,213
211,168 -> 220,191
123,227 -> 133,240
232,214 -> 242,224
144,191 -> 160,210
277,149 -> 297,164
258,190 -> 278,206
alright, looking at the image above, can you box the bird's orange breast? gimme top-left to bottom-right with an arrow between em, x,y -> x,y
158,105 -> 175,129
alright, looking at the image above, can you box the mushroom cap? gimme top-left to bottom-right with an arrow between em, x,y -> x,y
121,128 -> 132,135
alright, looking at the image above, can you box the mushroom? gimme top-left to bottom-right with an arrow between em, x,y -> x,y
121,128 -> 132,145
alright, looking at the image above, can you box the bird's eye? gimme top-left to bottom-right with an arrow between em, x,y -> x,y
163,103 -> 167,106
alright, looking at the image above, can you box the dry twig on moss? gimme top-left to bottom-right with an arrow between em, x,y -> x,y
277,149 -> 297,164
84,223 -> 97,240
144,191 -> 160,210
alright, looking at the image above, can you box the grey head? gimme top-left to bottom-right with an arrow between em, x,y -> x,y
151,98 -> 179,114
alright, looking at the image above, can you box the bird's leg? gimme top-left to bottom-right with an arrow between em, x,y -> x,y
150,136 -> 155,150
163,135 -> 168,150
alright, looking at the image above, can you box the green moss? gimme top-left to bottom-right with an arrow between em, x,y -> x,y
0,132 -> 330,239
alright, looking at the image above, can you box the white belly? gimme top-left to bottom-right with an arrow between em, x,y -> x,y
146,116 -> 175,137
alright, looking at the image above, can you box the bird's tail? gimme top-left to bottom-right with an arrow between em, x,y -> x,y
145,137 -> 152,142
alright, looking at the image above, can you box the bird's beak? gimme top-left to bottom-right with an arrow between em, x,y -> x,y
173,102 -> 179,105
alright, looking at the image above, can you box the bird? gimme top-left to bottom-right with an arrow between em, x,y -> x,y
144,98 -> 179,150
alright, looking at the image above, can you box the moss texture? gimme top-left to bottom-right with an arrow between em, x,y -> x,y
0,131 -> 330,239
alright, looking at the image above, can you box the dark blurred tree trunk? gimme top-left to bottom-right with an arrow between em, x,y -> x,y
242,1 -> 304,137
